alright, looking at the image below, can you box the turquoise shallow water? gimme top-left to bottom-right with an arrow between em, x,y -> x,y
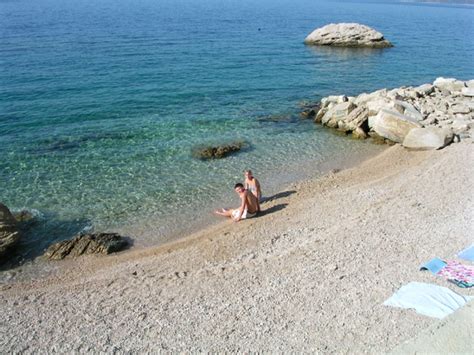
1,0 -> 473,263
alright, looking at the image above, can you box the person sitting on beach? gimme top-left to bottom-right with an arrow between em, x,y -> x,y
244,169 -> 261,212
214,183 -> 258,222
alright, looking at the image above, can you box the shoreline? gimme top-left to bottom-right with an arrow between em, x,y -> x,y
1,141 -> 472,352
1,137 -> 385,281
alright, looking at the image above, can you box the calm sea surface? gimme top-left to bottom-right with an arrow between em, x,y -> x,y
1,0 -> 473,264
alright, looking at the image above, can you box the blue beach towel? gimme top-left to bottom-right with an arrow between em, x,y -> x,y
458,245 -> 474,262
383,282 -> 472,319
420,257 -> 447,274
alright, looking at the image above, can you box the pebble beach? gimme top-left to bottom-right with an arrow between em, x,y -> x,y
1,141 -> 472,352
2,0 -> 474,352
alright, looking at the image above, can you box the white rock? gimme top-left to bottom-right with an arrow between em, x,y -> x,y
414,84 -> 435,97
461,88 -> 474,97
422,116 -> 438,126
321,102 -> 356,126
366,98 -> 394,117
394,100 -> 424,121
466,80 -> 474,88
326,95 -> 348,104
451,119 -> 472,134
450,103 -> 470,114
368,115 -> 378,129
354,89 -> 388,106
304,23 -> 392,48
373,109 -> 422,143
433,77 -> 466,93
402,127 -> 453,150
345,106 -> 369,131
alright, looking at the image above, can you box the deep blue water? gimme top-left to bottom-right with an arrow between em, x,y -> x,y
1,0 -> 473,263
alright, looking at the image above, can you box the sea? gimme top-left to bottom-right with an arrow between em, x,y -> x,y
1,0 -> 473,268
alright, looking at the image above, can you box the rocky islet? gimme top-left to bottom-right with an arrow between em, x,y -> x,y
304,23 -> 393,48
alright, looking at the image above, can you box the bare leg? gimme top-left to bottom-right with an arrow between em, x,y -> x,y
214,208 -> 234,217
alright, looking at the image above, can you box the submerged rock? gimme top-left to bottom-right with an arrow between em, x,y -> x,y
12,209 -> 38,223
304,23 -> 393,48
300,103 -> 321,119
0,203 -> 20,257
192,141 -> 247,160
44,232 -> 129,260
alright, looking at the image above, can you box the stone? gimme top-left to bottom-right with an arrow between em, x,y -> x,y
322,95 -> 348,105
414,84 -> 435,97
300,107 -> 319,119
192,141 -> 246,160
44,233 -> 129,260
352,127 -> 368,139
326,118 -> 339,128
451,119 -> 472,134
321,101 -> 356,126
368,131 -> 388,145
422,116 -> 438,126
433,77 -> 466,93
366,98 -> 394,117
394,100 -> 424,121
304,23 -> 392,48
402,127 -> 453,150
314,108 -> 327,123
397,88 -> 419,100
461,88 -> 474,97
12,209 -> 37,223
466,80 -> 474,89
0,203 -> 20,257
354,89 -> 388,106
373,109 -> 422,143
450,104 -> 470,115
344,106 -> 369,131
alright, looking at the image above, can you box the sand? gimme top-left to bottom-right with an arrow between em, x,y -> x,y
1,142 -> 473,353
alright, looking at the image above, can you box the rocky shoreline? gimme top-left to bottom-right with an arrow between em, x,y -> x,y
302,78 -> 474,149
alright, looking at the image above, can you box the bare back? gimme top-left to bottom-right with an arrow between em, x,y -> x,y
244,190 -> 258,213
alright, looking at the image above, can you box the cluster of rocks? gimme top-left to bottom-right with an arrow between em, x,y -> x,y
304,23 -> 393,48
44,232 -> 129,260
0,203 -> 20,257
192,141 -> 246,160
1,201 -> 129,262
302,78 -> 474,150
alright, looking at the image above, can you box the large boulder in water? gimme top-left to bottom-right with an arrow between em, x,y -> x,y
0,203 -> 20,257
304,23 -> 393,48
192,141 -> 246,160
44,232 -> 129,260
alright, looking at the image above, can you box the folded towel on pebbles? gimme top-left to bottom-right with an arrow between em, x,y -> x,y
384,282 -> 472,319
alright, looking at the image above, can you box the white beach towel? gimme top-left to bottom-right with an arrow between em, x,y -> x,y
383,282 -> 472,319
